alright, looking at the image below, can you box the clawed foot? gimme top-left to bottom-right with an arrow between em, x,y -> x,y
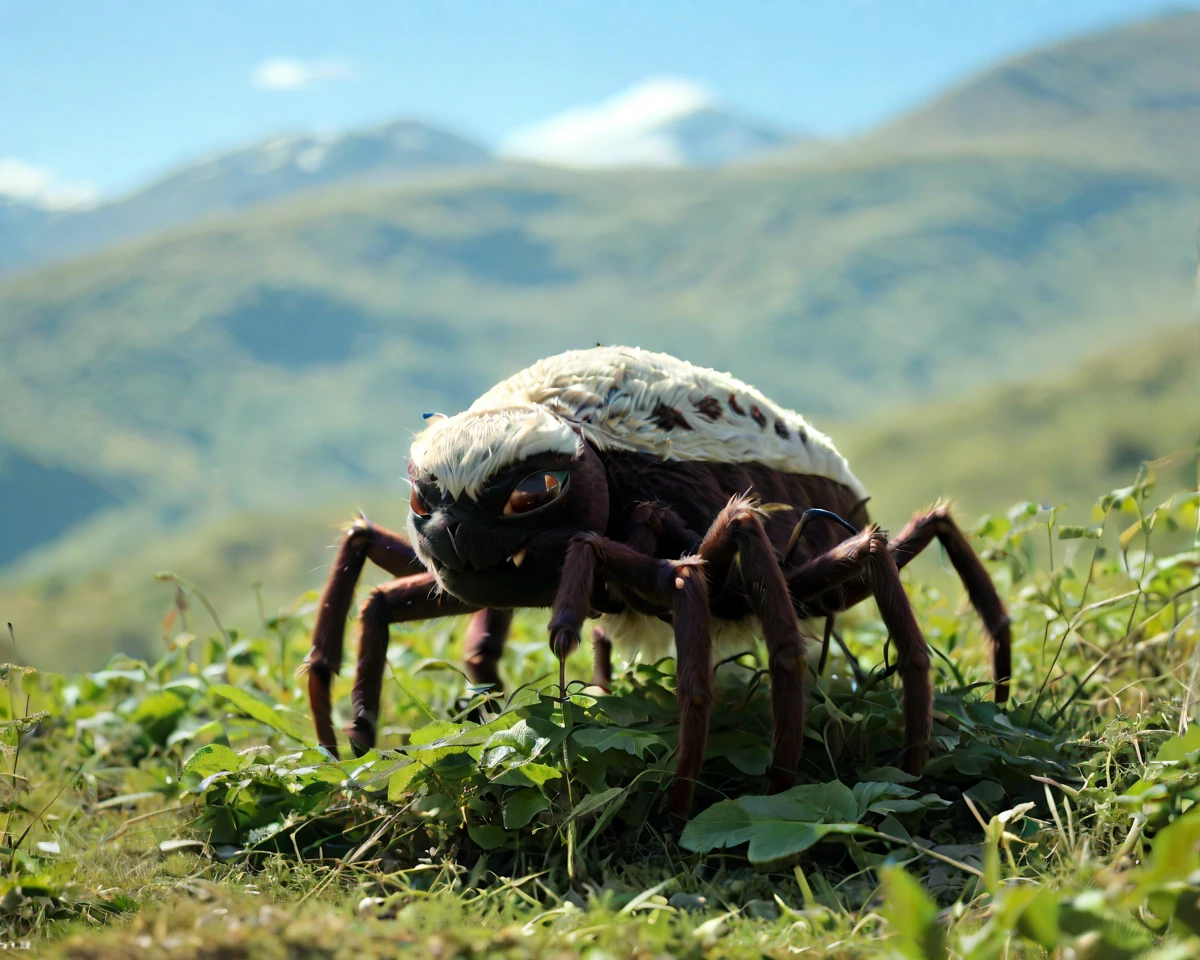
549,626 -> 580,659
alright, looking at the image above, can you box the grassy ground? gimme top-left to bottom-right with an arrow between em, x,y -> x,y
3,465 -> 1199,957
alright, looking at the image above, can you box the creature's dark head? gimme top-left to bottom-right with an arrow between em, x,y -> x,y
407,440 -> 609,607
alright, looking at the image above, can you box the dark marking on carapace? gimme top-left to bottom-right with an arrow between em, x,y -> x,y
652,403 -> 693,431
694,397 -> 723,421
750,405 -> 767,429
774,420 -> 790,440
728,394 -> 746,416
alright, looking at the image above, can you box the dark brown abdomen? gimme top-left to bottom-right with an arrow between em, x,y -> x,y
601,453 -> 869,564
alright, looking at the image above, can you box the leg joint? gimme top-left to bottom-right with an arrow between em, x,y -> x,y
769,640 -> 807,677
359,586 -> 391,623
305,653 -> 337,681
678,686 -> 713,710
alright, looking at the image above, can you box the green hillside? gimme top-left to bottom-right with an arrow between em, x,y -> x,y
840,320 -> 1200,519
857,9 -> 1200,181
4,319 -> 1195,672
1,151 -> 1194,567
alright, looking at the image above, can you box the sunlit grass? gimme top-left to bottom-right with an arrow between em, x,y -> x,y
2,466 -> 1198,958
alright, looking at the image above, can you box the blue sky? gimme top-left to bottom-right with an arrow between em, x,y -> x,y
1,0 -> 1194,200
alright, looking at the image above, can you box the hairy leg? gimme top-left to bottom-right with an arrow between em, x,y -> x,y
699,497 -> 810,793
788,527 -> 933,775
308,568 -> 478,757
309,520 -> 422,679
843,504 -> 1011,702
306,519 -> 424,750
590,627 -> 614,691
463,608 -> 513,691
548,534 -> 709,817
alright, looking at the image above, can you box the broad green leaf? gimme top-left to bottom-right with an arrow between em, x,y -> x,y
853,781 -> 918,817
1155,725 -> 1200,763
1006,501 -> 1039,522
467,825 -> 511,850
868,798 -> 932,815
1119,518 -> 1146,550
1015,886 -> 1060,950
681,781 -> 860,863
679,799 -> 756,853
502,788 -> 549,829
964,780 -> 1006,806
880,867 -> 946,960
856,765 -> 921,784
707,731 -> 771,775
1139,807 -> 1200,890
210,684 -> 315,745
182,743 -> 245,781
387,761 -> 423,801
490,762 -> 562,787
166,718 -> 222,748
590,695 -> 650,726
746,822 -> 861,867
572,727 -> 668,759
877,814 -> 913,844
404,719 -> 486,765
742,781 -> 859,824
566,786 -> 627,824
430,752 -> 477,781
126,689 -> 187,744
409,720 -> 465,746
481,718 -> 561,766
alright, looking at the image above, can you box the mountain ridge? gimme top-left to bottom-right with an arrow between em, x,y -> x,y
0,119 -> 494,273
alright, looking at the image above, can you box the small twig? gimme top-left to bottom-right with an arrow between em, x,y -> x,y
857,826 -> 984,879
155,572 -> 231,658
11,762 -> 85,865
102,804 -> 185,843
1054,590 -> 1197,723
557,654 -> 581,886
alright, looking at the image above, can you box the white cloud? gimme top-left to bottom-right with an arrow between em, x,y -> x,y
502,77 -> 715,168
252,56 -> 359,92
0,158 -> 98,210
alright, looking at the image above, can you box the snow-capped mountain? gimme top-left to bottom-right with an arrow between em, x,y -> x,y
502,78 -> 798,169
130,120 -> 491,218
1,120 -> 492,273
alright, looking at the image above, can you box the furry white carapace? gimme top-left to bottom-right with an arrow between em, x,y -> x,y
409,346 -> 867,500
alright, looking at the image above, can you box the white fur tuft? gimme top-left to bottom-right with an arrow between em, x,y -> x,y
409,346 -> 866,500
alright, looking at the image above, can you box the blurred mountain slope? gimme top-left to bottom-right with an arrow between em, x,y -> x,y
858,8 -> 1200,181
0,120 -> 493,273
1,149 -> 1193,566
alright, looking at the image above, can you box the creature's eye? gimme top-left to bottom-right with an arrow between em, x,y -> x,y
410,486 -> 432,518
503,470 -> 570,516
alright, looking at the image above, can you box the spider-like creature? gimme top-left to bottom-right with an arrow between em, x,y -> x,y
305,347 -> 1010,818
